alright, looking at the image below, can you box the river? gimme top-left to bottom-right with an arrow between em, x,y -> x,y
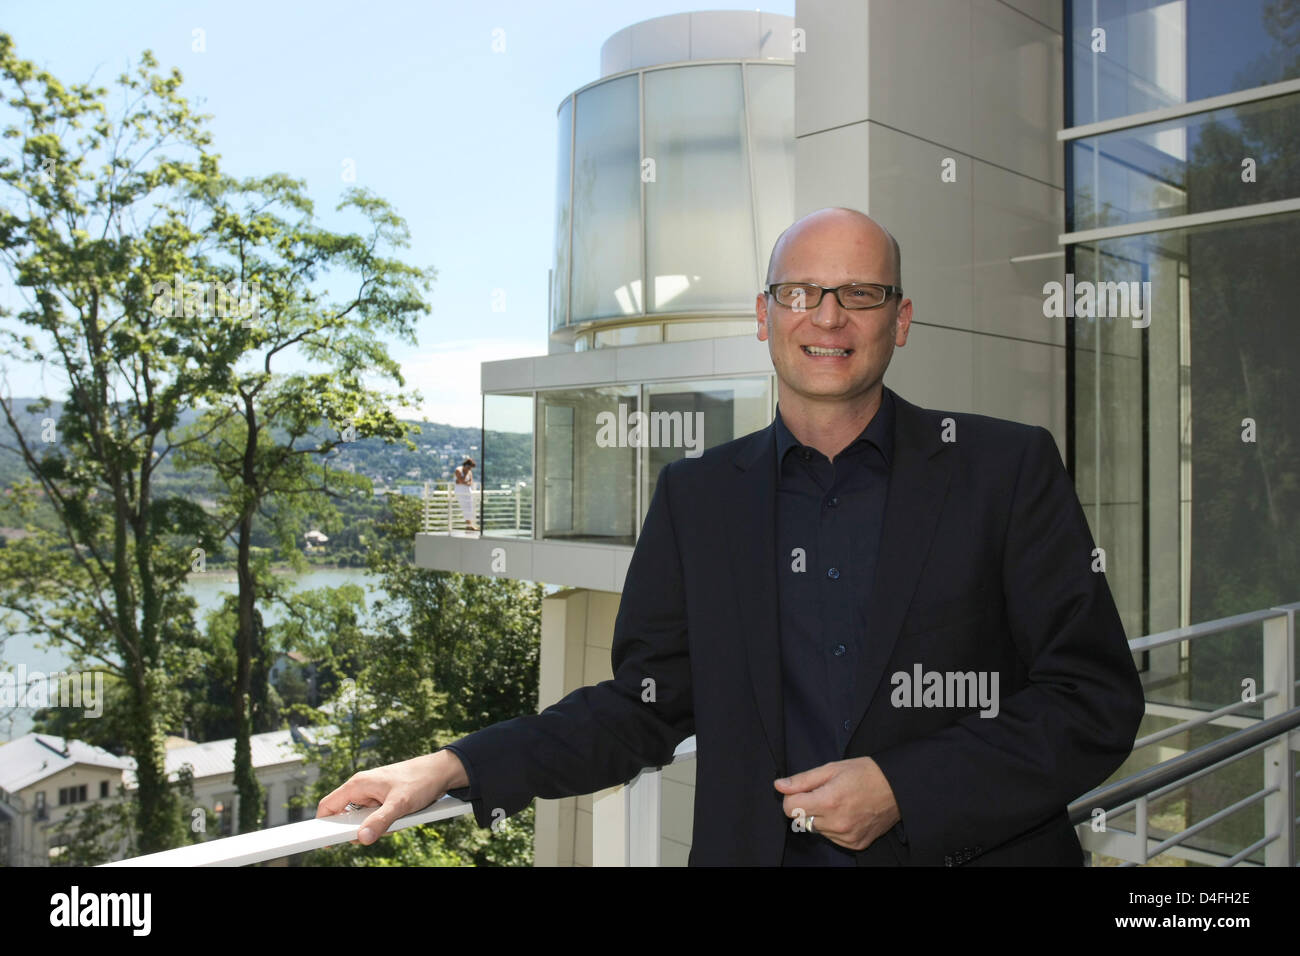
0,566 -> 382,741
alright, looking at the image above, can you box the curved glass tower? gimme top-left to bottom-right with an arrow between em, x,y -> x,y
549,11 -> 794,351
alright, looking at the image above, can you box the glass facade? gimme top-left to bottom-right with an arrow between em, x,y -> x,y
482,394 -> 534,539
1068,2 -> 1300,634
644,65 -> 756,312
537,386 -> 640,545
1067,0 -> 1300,865
1071,92 -> 1300,230
640,377 -> 772,525
532,378 -> 774,546
550,60 -> 794,337
570,76 -> 642,323
1069,0 -> 1300,125
550,98 -> 573,332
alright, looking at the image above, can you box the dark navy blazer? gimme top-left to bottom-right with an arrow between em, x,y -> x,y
445,386 -> 1145,866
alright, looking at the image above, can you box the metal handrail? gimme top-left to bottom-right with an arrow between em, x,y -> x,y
1068,707 -> 1300,824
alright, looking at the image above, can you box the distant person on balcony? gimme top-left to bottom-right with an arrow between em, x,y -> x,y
453,457 -> 477,532
320,207 -> 1145,866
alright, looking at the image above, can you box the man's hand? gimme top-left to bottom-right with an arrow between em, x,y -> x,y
316,749 -> 469,846
774,756 -> 900,852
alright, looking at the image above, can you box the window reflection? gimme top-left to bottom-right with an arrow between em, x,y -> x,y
571,77 -> 641,322
644,65 -> 757,312
1070,0 -> 1300,125
1071,93 -> 1300,229
537,387 -> 639,545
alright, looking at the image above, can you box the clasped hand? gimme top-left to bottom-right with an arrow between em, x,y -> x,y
774,755 -> 900,852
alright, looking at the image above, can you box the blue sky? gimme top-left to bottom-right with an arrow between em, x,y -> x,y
0,0 -> 793,426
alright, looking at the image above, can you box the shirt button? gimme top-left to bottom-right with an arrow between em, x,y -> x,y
826,567 -> 840,580
834,643 -> 846,656
800,449 -> 812,461
842,719 -> 851,731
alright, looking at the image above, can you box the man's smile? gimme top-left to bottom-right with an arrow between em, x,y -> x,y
801,345 -> 854,357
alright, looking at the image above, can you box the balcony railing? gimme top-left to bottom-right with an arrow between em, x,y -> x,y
421,481 -> 533,538
103,602 -> 1298,867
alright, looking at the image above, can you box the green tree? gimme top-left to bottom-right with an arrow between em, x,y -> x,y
296,493 -> 543,865
171,178 -> 431,833
0,38 -> 243,852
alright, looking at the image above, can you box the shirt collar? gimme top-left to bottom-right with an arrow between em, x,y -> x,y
774,386 -> 896,476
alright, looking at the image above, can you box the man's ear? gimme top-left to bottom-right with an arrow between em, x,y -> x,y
893,298 -> 913,347
756,292 -> 770,342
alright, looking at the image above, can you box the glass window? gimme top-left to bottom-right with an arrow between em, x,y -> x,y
1070,0 -> 1300,125
640,377 -> 772,525
537,386 -> 639,545
483,394 -> 534,539
1070,92 -> 1300,230
1072,212 -> 1300,640
746,64 -> 796,286
1072,213 -> 1300,867
570,77 -> 642,322
644,65 -> 757,313
552,97 -> 573,331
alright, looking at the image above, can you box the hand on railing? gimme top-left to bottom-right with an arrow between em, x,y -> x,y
317,749 -> 470,846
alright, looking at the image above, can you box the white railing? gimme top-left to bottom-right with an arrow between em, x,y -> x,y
101,603 -> 1297,867
421,481 -> 533,537
103,798 -> 476,867
1072,601 -> 1299,867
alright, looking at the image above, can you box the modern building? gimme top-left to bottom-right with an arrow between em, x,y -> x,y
416,3 -> 1299,866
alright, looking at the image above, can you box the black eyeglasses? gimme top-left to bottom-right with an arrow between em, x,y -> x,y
766,282 -> 903,311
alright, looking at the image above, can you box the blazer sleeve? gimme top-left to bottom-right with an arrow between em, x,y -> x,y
870,425 -> 1145,864
441,463 -> 696,828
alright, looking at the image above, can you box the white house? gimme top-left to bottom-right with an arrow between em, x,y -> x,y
0,734 -> 133,866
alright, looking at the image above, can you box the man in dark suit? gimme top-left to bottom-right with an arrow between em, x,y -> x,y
319,207 -> 1146,866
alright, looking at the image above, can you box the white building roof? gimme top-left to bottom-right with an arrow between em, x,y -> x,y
0,734 -> 133,793
123,729 -> 305,786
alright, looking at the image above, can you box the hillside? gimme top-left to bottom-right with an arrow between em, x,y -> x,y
0,399 -> 531,493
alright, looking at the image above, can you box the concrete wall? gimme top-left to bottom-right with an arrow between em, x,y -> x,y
532,588 -> 695,866
794,0 -> 1067,446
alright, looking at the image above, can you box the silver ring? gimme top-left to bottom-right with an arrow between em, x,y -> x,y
345,801 -> 365,811
807,815 -> 816,833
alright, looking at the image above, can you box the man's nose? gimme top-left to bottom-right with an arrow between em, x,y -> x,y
809,292 -> 848,328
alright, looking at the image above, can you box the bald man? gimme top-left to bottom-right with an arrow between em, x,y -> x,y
321,208 -> 1145,867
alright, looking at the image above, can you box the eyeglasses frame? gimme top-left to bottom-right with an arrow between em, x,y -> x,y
764,281 -> 904,311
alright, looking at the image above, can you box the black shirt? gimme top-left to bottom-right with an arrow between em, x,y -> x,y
774,388 -> 894,865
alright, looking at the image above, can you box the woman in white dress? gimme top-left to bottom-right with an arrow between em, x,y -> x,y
453,457 -> 478,532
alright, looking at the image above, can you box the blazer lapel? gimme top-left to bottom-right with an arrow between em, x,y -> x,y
724,423 -> 786,775
845,390 -> 954,747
